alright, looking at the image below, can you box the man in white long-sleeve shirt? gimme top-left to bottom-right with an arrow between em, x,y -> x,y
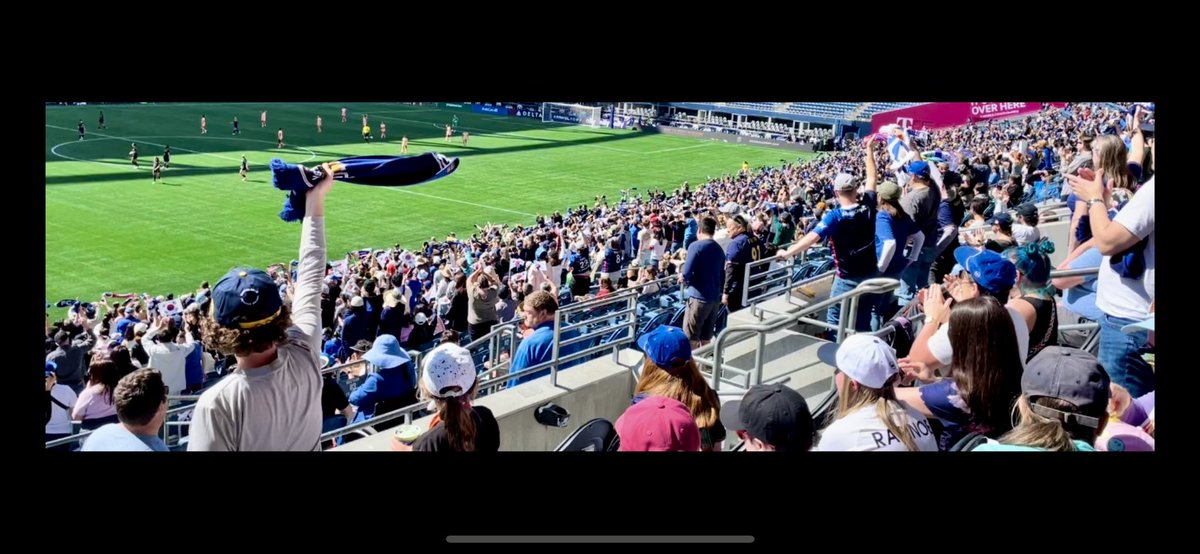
189,164 -> 335,451
140,317 -> 196,398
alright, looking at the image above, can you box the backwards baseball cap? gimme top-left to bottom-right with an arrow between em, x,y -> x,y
907,160 -> 931,179
719,384 -> 813,452
421,343 -> 476,398
877,180 -> 901,203
1022,347 -> 1110,429
1014,202 -> 1038,222
211,267 -> 283,329
953,246 -> 1016,295
816,334 -> 900,389
636,325 -> 692,374
833,173 -> 858,193
616,396 -> 702,452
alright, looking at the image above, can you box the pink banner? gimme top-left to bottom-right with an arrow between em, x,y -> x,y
871,102 -> 1068,133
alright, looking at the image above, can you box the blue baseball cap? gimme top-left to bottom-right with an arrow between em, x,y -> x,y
953,246 -> 1016,295
907,160 -> 931,179
987,212 -> 1013,226
45,360 -> 57,377
636,325 -> 692,374
211,267 -> 283,329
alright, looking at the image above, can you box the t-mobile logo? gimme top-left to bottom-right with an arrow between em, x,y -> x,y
895,117 -> 913,129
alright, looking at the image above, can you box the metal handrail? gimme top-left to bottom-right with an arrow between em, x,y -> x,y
695,278 -> 901,392
1048,267 -> 1100,278
320,398 -> 430,445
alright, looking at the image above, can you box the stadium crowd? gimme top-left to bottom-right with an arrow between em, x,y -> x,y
46,102 -> 1154,452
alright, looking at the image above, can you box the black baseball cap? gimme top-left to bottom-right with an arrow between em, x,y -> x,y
720,384 -> 813,451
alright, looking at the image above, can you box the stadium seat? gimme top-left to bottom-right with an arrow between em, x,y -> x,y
950,431 -> 989,452
554,418 -> 620,452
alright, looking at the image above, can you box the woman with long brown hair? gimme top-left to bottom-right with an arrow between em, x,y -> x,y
896,295 -> 1025,450
632,326 -> 724,450
72,349 -> 124,430
405,343 -> 499,452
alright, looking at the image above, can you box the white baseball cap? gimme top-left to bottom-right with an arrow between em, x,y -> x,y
421,343 -> 477,398
350,296 -> 364,308
817,334 -> 899,389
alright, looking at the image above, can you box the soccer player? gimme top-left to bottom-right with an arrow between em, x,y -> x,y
316,115 -> 323,133
380,122 -> 386,140
341,107 -> 347,123
163,145 -> 171,168
362,124 -> 371,143
462,131 -> 469,146
129,143 -> 139,168
261,110 -> 267,128
401,135 -> 409,154
277,128 -> 285,149
232,117 -> 240,135
201,114 -> 207,134
240,155 -> 249,182
445,124 -> 452,142
98,110 -> 106,130
77,120 -> 85,141
152,156 -> 162,183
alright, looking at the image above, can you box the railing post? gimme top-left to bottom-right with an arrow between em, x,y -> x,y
550,308 -> 562,387
847,293 -> 860,339
711,335 -> 723,392
755,332 -> 766,386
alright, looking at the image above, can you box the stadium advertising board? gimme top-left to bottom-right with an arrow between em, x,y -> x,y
871,102 -> 1069,132
473,104 -> 508,115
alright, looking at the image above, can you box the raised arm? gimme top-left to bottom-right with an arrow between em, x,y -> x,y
291,164 -> 335,351
864,140 -> 879,192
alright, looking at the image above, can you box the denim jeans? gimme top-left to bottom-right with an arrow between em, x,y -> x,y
829,274 -> 876,333
1098,313 -> 1155,398
898,245 -> 939,305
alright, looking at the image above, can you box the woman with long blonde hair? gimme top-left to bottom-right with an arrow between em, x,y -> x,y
815,334 -> 937,451
632,326 -> 724,450
973,347 -> 1109,451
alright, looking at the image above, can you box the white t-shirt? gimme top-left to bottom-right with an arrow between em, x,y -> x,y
47,384 -> 78,435
1096,178 -> 1155,321
815,401 -> 938,451
929,306 -> 1030,368
1011,223 -> 1041,246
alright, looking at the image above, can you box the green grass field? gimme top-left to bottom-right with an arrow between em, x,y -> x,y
45,102 -> 814,315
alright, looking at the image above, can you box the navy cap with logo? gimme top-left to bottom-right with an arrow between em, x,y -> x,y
211,267 -> 283,329
987,212 -> 1013,226
720,384 -> 813,451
